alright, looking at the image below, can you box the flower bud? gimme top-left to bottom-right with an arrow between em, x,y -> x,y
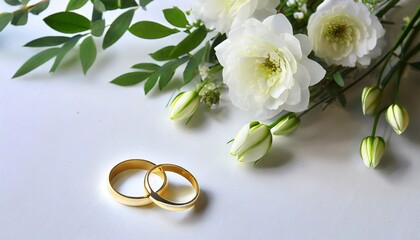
271,113 -> 300,135
385,104 -> 409,135
361,86 -> 382,115
360,136 -> 385,168
169,91 -> 200,121
230,121 -> 272,163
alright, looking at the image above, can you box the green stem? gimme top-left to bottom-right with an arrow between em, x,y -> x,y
392,64 -> 406,103
371,107 -> 387,137
375,0 -> 399,18
378,6 -> 420,86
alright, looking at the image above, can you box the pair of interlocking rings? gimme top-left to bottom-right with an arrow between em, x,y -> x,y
108,159 -> 200,211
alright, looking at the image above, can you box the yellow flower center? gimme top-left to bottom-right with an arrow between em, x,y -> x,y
259,50 -> 283,79
324,18 -> 353,46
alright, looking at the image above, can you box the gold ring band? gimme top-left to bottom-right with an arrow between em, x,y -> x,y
108,159 -> 167,206
144,164 -> 200,211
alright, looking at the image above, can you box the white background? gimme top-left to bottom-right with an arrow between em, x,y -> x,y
1,1 -> 419,239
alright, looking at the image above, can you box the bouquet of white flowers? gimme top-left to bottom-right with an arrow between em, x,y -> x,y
2,0 -> 419,168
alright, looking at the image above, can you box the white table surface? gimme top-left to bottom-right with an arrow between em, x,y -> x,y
1,1 -> 419,239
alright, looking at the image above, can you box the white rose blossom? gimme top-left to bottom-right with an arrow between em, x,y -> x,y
192,0 -> 277,33
215,14 -> 326,119
307,0 -> 385,67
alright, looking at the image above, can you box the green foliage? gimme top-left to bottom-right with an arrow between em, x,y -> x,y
0,13 -> 13,31
5,0 -> 22,6
111,57 -> 189,93
139,0 -> 153,9
131,63 -> 160,70
183,47 -> 206,84
91,19 -> 105,37
13,48 -> 59,78
79,36 -> 97,74
24,36 -> 70,47
102,9 -> 135,49
333,71 -> 344,87
30,1 -> 50,15
163,7 -> 188,28
170,26 -> 207,58
44,12 -> 91,33
99,0 -> 137,10
110,72 -> 152,86
66,0 -> 89,11
129,21 -> 179,39
50,35 -> 82,72
11,10 -> 28,26
93,0 -> 106,13
150,46 -> 176,61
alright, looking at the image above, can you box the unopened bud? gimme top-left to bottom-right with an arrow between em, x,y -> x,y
386,104 -> 409,135
271,113 -> 300,135
361,86 -> 382,115
230,121 -> 272,163
169,91 -> 200,121
360,136 -> 385,168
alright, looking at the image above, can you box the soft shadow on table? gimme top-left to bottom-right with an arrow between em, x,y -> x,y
253,144 -> 293,169
375,137 -> 411,181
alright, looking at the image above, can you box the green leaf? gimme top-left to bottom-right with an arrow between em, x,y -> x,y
131,63 -> 160,71
0,13 -> 13,32
11,10 -> 28,26
129,21 -> 179,39
207,33 -> 226,63
79,36 -> 97,74
150,46 -> 175,61
170,26 -> 207,58
144,72 -> 159,94
30,0 -> 50,15
66,0 -> 89,11
93,0 -> 106,12
91,19 -> 105,37
102,9 -> 135,49
139,0 -> 153,9
333,71 -> 344,87
100,0 -> 137,10
5,0 -> 21,6
159,57 -> 188,89
44,12 -> 90,33
163,7 -> 188,28
13,48 -> 59,78
24,36 -> 70,47
91,8 -> 102,22
110,72 -> 152,86
409,62 -> 420,71
183,47 -> 205,84
50,35 -> 82,72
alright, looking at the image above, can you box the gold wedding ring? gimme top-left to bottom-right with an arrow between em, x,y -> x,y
144,164 -> 200,211
108,159 -> 167,206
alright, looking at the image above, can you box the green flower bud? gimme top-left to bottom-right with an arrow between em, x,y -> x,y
169,91 -> 200,121
385,104 -> 409,135
271,113 -> 300,135
360,136 -> 385,168
230,121 -> 272,163
361,86 -> 382,115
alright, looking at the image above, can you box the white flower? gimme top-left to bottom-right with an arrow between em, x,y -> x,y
307,0 -> 385,67
215,14 -> 326,119
230,121 -> 272,162
192,0 -> 277,33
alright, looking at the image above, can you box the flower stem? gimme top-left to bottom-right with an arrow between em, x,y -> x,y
375,0 -> 399,18
371,107 -> 387,137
